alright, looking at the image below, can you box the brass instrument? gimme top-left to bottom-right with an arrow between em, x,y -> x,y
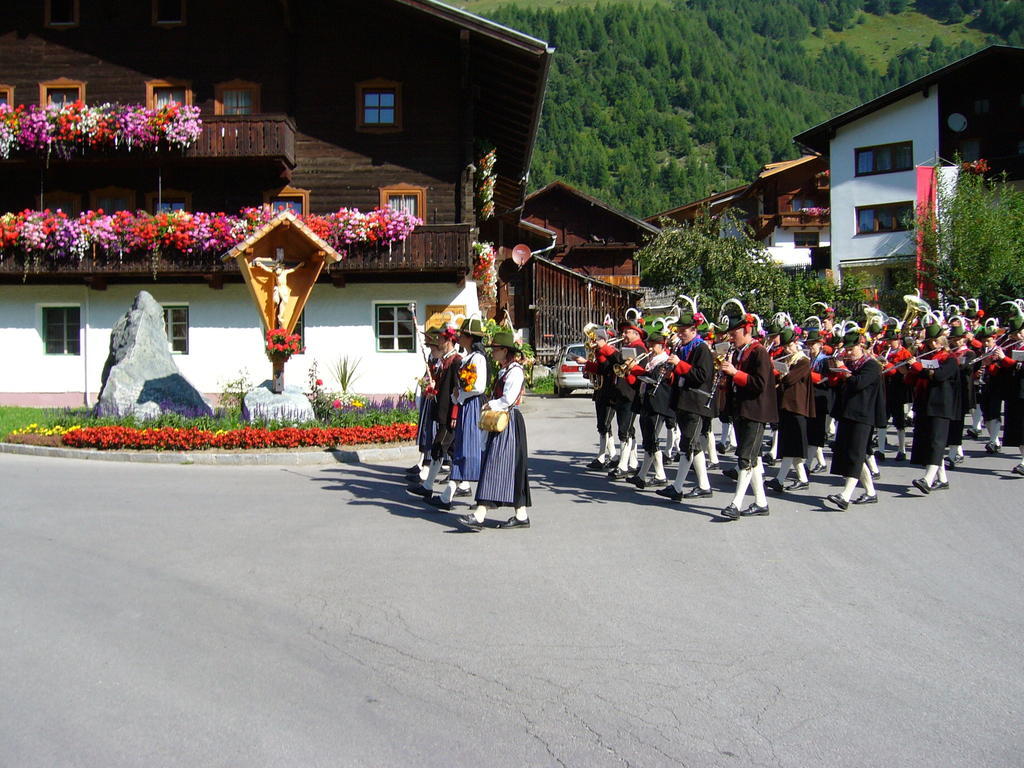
614,349 -> 652,378
901,290 -> 932,329
705,342 -> 735,407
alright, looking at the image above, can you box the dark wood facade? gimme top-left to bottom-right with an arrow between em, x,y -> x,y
522,181 -> 658,288
0,0 -> 550,283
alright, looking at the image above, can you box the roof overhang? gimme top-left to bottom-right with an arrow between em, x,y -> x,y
527,180 -> 660,235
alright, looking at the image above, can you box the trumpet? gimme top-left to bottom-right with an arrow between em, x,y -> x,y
705,343 -> 736,407
614,350 -> 652,378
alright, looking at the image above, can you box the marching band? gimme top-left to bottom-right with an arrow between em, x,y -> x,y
404,293 -> 1024,528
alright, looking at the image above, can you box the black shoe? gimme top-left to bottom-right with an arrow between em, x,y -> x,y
852,492 -> 877,505
607,469 -> 626,480
873,450 -> 885,461
870,470 -> 881,480
724,467 -> 738,481
683,486 -> 713,499
740,503 -> 769,516
454,487 -> 473,497
454,514 -> 483,531
497,516 -> 530,529
807,461 -> 825,474
656,486 -> 682,501
951,454 -> 964,465
406,485 -> 430,497
761,454 -> 777,467
586,458 -> 609,470
707,462 -> 720,470
985,442 -> 1000,454
720,503 -> 741,519
785,480 -> 809,491
1013,464 -> 1024,476
406,464 -> 424,475
911,478 -> 931,495
966,427 -> 980,439
765,478 -> 785,493
426,495 -> 453,512
931,480 -> 950,491
894,452 -> 906,461
826,493 -> 849,510
647,478 -> 668,488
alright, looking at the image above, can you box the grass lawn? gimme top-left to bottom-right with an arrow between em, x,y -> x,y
803,11 -> 988,71
0,406 -> 53,438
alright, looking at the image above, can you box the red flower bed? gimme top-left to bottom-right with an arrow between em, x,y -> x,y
61,423 -> 417,451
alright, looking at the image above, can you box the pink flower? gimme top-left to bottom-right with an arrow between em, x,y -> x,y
332,399 -> 342,408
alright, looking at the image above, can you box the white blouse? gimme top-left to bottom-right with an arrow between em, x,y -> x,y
487,363 -> 525,411
454,350 -> 489,404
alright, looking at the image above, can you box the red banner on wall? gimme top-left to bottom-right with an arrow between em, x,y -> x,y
915,165 -> 938,298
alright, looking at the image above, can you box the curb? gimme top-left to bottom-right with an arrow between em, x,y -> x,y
0,441 -> 420,466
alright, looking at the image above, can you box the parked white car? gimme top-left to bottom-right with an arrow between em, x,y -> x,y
553,343 -> 591,397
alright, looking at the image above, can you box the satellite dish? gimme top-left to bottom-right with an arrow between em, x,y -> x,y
947,113 -> 968,133
511,244 -> 532,266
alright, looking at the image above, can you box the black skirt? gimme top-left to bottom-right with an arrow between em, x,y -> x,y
830,418 -> 872,479
808,391 -> 830,447
1004,397 -> 1024,447
911,415 -> 950,466
947,413 -> 965,447
778,409 -> 808,458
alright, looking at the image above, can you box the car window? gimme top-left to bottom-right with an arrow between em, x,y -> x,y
564,345 -> 585,359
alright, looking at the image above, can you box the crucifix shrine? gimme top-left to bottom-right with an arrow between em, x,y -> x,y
222,211 -> 342,393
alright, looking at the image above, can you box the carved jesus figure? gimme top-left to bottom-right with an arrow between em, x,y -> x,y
252,257 -> 301,328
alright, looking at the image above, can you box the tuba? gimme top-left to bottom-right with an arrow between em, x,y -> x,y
901,291 -> 931,329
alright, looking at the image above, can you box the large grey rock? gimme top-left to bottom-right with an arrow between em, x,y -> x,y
243,382 -> 315,424
96,291 -> 213,419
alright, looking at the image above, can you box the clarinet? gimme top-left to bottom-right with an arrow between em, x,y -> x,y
704,344 -> 735,408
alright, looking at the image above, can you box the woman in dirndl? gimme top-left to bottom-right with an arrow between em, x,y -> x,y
429,317 -> 489,511
457,329 -> 531,531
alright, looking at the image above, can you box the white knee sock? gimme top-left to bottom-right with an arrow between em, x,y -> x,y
770,430 -> 779,459
732,467 -> 753,508
472,504 -> 487,523
876,427 -> 887,452
693,449 -> 710,490
441,481 -> 456,504
422,459 -> 442,489
776,457 -> 792,483
728,424 -> 737,446
923,464 -> 939,484
672,453 -> 693,493
794,457 -> 808,483
816,446 -> 825,466
752,458 -> 767,506
986,419 -> 1002,445
638,452 -> 654,479
937,461 -> 948,483
866,454 -> 879,475
653,450 -> 666,481
608,434 -> 619,461
418,460 -> 430,481
597,434 -> 609,463
629,439 -> 639,470
947,444 -> 957,462
972,406 -> 983,431
706,431 -> 719,464
1019,446 -> 1024,466
514,505 -> 529,521
616,438 -> 633,472
897,429 -> 907,454
841,476 -> 859,502
860,465 -> 876,496
457,481 -> 471,491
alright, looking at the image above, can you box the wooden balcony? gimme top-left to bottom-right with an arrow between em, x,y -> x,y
0,224 -> 473,284
760,211 -> 830,230
185,115 -> 296,167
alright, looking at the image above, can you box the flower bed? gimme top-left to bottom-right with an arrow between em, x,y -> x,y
60,423 -> 416,451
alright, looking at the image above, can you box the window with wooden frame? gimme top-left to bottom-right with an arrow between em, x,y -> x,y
380,185 -> 426,218
375,303 -> 416,353
152,0 -> 186,26
855,141 -> 913,176
214,80 -> 261,115
145,189 -> 192,213
0,85 -> 14,106
90,186 -> 135,213
162,305 -> 189,354
855,202 -> 913,235
146,79 -> 192,109
39,78 -> 85,107
356,79 -> 402,132
36,190 -> 83,215
264,185 -> 309,216
42,306 -> 81,355
45,0 -> 79,28
793,232 -> 819,248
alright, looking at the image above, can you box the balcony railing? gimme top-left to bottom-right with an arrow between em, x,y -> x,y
0,224 -> 473,279
760,211 -> 830,230
185,115 -> 296,167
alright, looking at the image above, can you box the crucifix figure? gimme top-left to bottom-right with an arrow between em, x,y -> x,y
251,248 -> 301,329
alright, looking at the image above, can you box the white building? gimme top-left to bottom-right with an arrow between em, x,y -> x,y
794,45 -> 1024,292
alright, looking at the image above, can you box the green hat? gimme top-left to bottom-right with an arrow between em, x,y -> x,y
673,312 -> 699,328
459,316 -> 487,338
489,329 -> 518,349
1008,315 -> 1024,332
720,311 -> 753,333
424,323 -> 443,342
882,324 -> 901,341
765,320 -> 785,336
842,329 -> 864,349
779,327 -> 797,345
866,319 -> 884,335
647,332 -> 666,345
975,326 -> 999,340
805,328 -> 822,343
924,322 -> 946,339
949,324 -> 968,338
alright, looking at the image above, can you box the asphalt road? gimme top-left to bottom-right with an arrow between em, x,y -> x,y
2,393 -> 1023,767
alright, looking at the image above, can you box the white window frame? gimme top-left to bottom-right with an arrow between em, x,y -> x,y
40,303 -> 82,356
373,301 -> 416,353
162,303 -> 190,355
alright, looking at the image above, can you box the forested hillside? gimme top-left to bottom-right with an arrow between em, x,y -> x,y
466,0 -> 1023,217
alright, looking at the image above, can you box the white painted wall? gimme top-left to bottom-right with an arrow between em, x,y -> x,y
767,226 -> 831,268
829,91 -> 939,270
0,280 -> 479,404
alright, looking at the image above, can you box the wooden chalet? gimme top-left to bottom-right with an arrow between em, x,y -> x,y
0,0 -> 552,403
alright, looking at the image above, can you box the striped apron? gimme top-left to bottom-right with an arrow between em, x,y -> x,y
451,394 -> 484,481
475,364 -> 531,508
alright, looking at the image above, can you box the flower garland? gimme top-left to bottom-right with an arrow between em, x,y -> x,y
0,205 -> 422,263
472,241 -> 497,300
0,101 -> 202,159
265,328 -> 304,361
474,143 -> 497,222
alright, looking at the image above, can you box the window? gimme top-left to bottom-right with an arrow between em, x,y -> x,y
855,202 -> 913,235
959,139 -> 981,162
163,305 -> 189,354
145,190 -> 191,213
380,185 -> 426,218
264,185 -> 309,216
1017,140 -> 1024,157
152,0 -> 186,26
0,85 -> 13,106
214,80 -> 261,115
973,98 -> 990,115
855,142 -> 913,176
356,79 -> 402,132
43,306 -> 80,355
36,190 -> 82,215
45,0 -> 79,27
40,78 -> 85,106
794,232 -> 819,248
90,186 -> 135,213
376,304 -> 415,352
146,79 -> 192,109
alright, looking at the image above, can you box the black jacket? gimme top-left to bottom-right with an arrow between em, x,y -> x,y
670,341 -> 714,417
908,354 -> 960,419
831,357 -> 886,428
